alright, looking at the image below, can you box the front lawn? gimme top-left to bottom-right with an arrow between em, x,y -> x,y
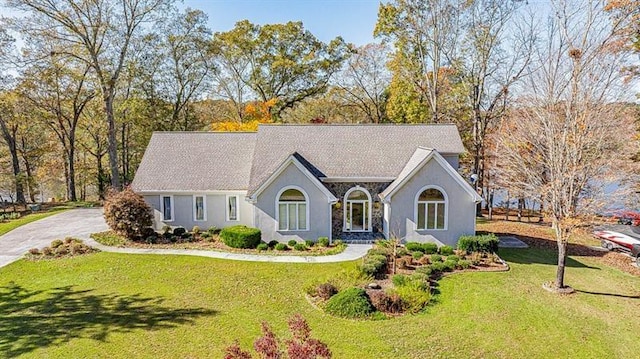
0,246 -> 638,358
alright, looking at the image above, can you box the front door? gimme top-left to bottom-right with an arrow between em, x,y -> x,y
345,200 -> 369,231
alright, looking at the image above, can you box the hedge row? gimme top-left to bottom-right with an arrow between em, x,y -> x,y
220,225 -> 262,248
457,234 -> 499,253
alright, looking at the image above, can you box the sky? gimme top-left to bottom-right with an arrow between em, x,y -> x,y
181,0 -> 381,46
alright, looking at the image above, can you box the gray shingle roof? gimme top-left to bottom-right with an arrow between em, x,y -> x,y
132,124 -> 465,193
131,132 -> 257,192
247,124 -> 464,195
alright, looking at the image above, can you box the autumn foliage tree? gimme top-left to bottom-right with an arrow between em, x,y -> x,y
103,187 -> 154,240
495,0 -> 638,290
211,99 -> 276,132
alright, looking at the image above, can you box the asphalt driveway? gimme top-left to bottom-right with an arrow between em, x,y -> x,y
0,208 -> 108,268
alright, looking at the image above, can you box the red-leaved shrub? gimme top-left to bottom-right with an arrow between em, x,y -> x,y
103,187 -> 153,240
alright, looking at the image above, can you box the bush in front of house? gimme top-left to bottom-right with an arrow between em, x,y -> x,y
358,252 -> 388,278
275,243 -> 288,251
390,280 -> 431,313
457,234 -> 499,253
325,287 -> 374,319
256,243 -> 269,251
220,225 -> 262,249
103,187 -> 154,240
287,239 -> 298,247
316,282 -> 338,300
438,245 -> 454,256
405,242 -> 439,254
317,236 -> 330,247
305,239 -> 314,247
27,238 -> 97,260
293,243 -> 307,251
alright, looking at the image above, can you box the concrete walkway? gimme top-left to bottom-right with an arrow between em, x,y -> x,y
0,208 -> 371,268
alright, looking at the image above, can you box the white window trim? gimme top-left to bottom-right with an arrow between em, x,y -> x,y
226,194 -> 240,222
343,186 -> 373,233
414,185 -> 448,231
192,195 -> 207,222
161,195 -> 175,222
275,185 -> 309,232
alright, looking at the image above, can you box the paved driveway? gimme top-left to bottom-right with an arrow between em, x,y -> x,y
0,208 -> 108,268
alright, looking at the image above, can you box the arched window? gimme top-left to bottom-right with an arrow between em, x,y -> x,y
344,187 -> 372,232
416,186 -> 447,230
277,187 -> 308,231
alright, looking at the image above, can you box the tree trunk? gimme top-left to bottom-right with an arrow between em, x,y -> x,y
68,143 -> 77,201
553,219 -> 569,289
104,92 -> 121,189
97,154 -> 106,200
8,141 -> 25,204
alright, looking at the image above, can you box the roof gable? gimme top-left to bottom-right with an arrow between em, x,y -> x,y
248,153 -> 337,202
247,124 -> 465,194
379,147 -> 482,203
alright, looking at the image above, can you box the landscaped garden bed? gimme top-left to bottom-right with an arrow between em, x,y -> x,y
26,238 -> 98,260
91,227 -> 347,256
306,234 -> 507,319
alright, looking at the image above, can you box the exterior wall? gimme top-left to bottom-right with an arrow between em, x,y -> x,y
442,154 -> 459,170
254,163 -> 331,242
144,192 -> 253,231
389,159 -> 476,247
324,182 -> 390,241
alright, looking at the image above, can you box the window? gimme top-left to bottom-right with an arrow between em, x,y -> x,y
227,195 -> 239,221
344,187 -> 372,232
416,187 -> 447,230
161,195 -> 174,222
277,187 -> 308,231
193,195 -> 206,221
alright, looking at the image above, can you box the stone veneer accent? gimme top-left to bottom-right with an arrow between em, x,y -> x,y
324,182 -> 391,242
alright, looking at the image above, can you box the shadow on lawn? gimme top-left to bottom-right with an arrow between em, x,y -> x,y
499,248 -> 600,270
0,282 -> 217,357
574,289 -> 640,299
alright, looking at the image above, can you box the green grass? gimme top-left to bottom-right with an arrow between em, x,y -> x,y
0,209 -> 68,237
0,248 -> 638,358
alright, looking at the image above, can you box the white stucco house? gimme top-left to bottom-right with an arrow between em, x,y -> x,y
131,124 -> 481,246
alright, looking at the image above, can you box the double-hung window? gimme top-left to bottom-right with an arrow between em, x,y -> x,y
416,187 -> 447,230
193,195 -> 206,221
161,195 -> 174,222
227,195 -> 239,221
277,188 -> 308,231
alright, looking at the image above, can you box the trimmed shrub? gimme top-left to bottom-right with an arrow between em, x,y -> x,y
415,265 -> 433,276
392,281 -> 431,313
430,254 -> 442,263
28,248 -> 40,255
288,239 -> 298,247
305,239 -> 315,247
207,226 -> 219,234
42,247 -> 53,256
191,226 -> 201,235
54,245 -> 69,256
430,261 -> 446,273
50,239 -> 63,248
256,243 -> 269,251
392,274 -> 409,287
293,243 -> 307,251
334,239 -> 344,246
325,287 -> 374,318
405,242 -> 423,252
268,240 -> 279,248
443,260 -> 457,272
173,227 -> 187,236
446,255 -> 460,263
316,283 -> 338,300
439,245 -> 454,256
412,251 -> 424,260
103,187 -> 153,240
369,291 -> 404,314
317,237 -> 330,247
275,243 -> 288,251
457,234 -> 499,253
421,243 -> 439,254
395,248 -> 409,257
359,253 -> 388,278
162,225 -> 171,234
458,259 -> 472,269
220,225 -> 262,249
